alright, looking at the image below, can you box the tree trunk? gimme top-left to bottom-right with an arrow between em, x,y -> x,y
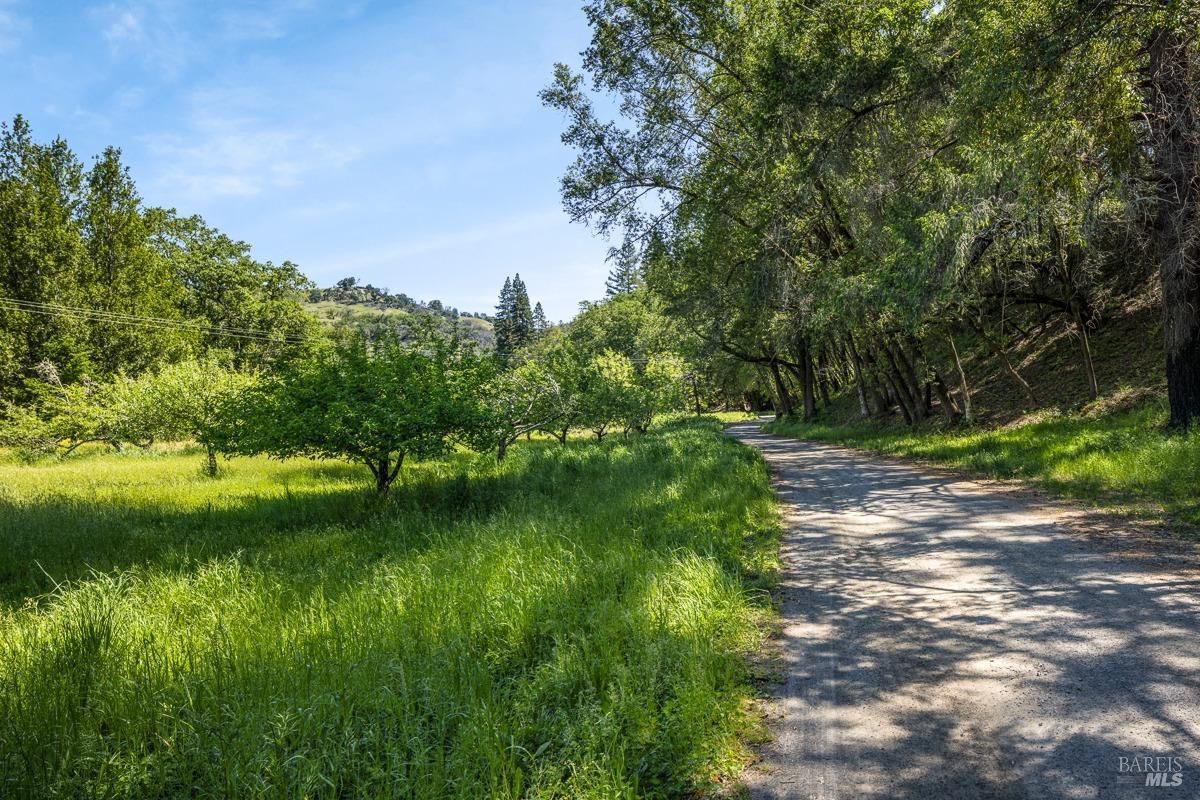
801,344 -> 817,422
965,316 -> 1037,406
947,334 -> 973,424
846,339 -> 870,418
816,352 -> 832,411
369,453 -> 404,494
897,338 -> 925,408
1147,25 -> 1200,429
1071,304 -> 1099,400
883,342 -> 924,422
768,360 -> 794,418
883,367 -> 914,425
205,445 -> 218,478
931,370 -> 962,425
374,457 -> 391,494
497,437 -> 509,463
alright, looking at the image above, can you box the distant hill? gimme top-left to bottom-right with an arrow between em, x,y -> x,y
305,279 -> 494,349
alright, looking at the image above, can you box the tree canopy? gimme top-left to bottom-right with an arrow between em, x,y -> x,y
543,0 -> 1200,429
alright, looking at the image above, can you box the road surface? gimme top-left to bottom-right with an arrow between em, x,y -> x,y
728,421 -> 1200,800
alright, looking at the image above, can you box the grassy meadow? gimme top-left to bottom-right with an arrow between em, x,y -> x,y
766,401 -> 1200,528
0,418 -> 778,798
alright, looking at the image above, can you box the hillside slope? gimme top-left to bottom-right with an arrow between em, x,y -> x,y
769,285 -> 1200,528
305,282 -> 494,349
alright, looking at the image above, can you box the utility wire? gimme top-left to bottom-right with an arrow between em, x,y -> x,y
0,297 -> 311,340
0,297 -> 311,344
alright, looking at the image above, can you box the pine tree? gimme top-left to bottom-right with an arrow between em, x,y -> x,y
604,259 -> 642,296
532,302 -> 549,338
494,274 -> 537,367
494,276 -> 515,366
510,274 -> 534,348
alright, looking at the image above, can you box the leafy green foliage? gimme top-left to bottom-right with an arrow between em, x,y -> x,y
129,359 -> 257,476
226,328 -> 487,493
544,0 -> 1200,428
0,117 -> 316,402
469,359 -> 569,460
0,362 -> 128,459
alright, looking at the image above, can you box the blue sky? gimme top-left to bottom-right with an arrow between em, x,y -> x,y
0,0 -> 610,321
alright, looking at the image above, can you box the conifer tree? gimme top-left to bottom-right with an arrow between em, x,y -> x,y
494,276 -> 516,366
604,260 -> 641,296
510,274 -> 534,346
495,274 -> 537,366
532,302 -> 549,338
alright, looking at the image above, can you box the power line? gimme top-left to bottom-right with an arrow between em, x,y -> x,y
0,297 -> 311,341
1,304 -> 305,345
0,297 -> 311,344
1,297 -> 284,336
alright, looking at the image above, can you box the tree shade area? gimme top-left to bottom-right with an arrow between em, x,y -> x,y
541,0 -> 1200,431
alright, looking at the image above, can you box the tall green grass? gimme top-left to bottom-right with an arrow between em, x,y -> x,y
0,418 -> 778,798
766,402 -> 1200,527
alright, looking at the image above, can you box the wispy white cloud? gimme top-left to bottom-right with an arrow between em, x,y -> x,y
0,0 -> 30,53
100,6 -> 141,43
330,211 -> 565,272
219,0 -> 318,42
90,0 -> 193,75
142,88 -> 364,204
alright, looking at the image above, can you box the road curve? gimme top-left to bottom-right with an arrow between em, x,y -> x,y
728,421 -> 1200,800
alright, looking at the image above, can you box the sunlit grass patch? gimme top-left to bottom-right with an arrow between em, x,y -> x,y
0,417 -> 778,798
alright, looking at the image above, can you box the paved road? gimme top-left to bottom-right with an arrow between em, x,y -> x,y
728,421 -> 1200,800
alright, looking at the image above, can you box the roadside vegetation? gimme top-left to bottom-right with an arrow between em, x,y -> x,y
0,418 -> 779,798
766,403 -> 1200,527
0,117 -> 775,795
546,1 -> 1200,438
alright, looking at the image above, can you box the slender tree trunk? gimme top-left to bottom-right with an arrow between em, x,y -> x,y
947,334 -> 973,424
497,437 -> 509,463
374,457 -> 391,494
801,347 -> 820,429
883,368 -> 914,425
1071,304 -> 1099,400
877,343 -> 916,424
816,352 -> 832,410
883,342 -> 924,422
931,370 -> 962,424
205,444 -> 218,478
768,360 -> 794,418
846,338 -> 869,418
1147,25 -> 1200,429
965,316 -> 1037,406
897,338 -> 924,407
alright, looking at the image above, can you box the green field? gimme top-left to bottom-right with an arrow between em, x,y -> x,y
766,402 -> 1200,528
0,419 -> 778,798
